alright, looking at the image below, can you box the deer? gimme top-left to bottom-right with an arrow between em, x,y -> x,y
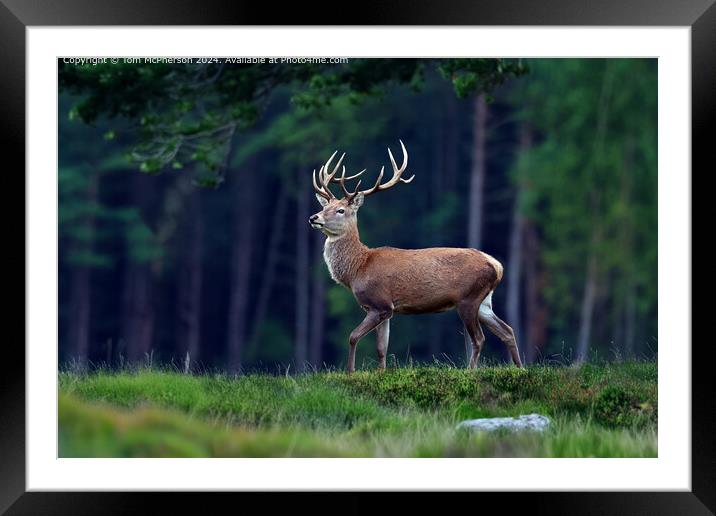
309,140 -> 523,374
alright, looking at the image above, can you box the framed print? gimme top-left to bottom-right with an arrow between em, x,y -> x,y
2,0 -> 712,513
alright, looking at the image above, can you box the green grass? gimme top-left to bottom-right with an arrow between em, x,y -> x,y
58,361 -> 657,458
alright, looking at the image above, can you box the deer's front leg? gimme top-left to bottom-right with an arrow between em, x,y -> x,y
348,309 -> 392,374
375,319 -> 391,371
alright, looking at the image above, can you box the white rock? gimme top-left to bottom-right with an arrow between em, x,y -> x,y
457,413 -> 551,432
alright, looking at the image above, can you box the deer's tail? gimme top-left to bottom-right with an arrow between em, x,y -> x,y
480,251 -> 504,286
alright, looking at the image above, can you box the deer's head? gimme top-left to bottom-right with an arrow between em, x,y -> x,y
309,141 -> 413,238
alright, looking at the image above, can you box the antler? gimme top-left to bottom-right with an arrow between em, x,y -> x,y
356,140 -> 414,198
313,141 -> 413,202
334,165 -> 366,200
312,150 -> 345,202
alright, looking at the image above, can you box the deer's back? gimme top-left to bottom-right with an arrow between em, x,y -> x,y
353,246 -> 501,314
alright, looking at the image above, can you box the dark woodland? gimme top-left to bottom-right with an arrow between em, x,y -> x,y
58,58 -> 657,373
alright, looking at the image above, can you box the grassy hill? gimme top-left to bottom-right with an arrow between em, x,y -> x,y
58,361 -> 657,458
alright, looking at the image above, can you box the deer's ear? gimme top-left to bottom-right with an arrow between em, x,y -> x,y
315,194 -> 329,207
349,192 -> 364,209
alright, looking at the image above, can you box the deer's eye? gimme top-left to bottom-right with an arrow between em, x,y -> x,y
336,208 -> 345,214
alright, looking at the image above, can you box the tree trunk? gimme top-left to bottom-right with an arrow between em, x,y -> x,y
122,262 -> 154,364
309,231 -> 325,369
575,63 -> 615,365
67,174 -> 98,368
575,252 -> 598,364
176,188 -> 204,367
122,174 -> 155,365
624,282 -> 637,358
506,125 -> 531,362
295,186 -> 310,372
443,92 -> 458,195
226,164 -> 255,373
467,94 -> 488,250
523,221 -> 547,363
621,134 -> 636,359
68,267 -> 91,367
613,304 -> 625,360
506,197 -> 524,360
431,111 -> 445,222
250,185 -> 289,345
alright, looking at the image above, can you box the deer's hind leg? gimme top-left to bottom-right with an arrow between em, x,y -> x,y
457,300 -> 486,369
478,291 -> 523,367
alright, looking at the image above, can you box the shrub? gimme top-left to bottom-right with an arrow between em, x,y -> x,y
593,386 -> 655,428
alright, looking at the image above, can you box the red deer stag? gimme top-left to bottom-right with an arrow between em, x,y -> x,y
309,141 -> 523,373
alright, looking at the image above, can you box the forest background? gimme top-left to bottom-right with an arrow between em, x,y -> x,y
58,57 -> 657,373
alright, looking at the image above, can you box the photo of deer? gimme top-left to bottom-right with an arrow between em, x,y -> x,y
58,57 -> 657,458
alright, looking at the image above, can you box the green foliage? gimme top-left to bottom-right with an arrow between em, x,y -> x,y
120,209 -> 162,263
593,385 -> 655,428
60,94 -> 165,274
59,59 -> 524,183
509,59 -> 657,353
327,362 -> 656,429
438,58 -> 527,99
59,361 -> 657,457
230,92 -> 391,178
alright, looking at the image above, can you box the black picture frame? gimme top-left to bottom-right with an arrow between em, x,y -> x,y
2,1 -> 710,513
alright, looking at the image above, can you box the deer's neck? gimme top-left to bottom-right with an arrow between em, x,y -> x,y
323,225 -> 369,288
